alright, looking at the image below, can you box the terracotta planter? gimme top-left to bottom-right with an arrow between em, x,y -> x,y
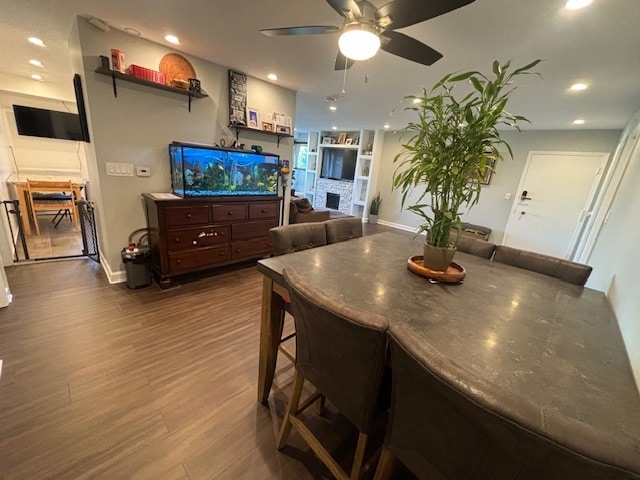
423,242 -> 456,272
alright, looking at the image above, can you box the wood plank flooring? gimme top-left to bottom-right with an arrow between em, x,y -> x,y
0,224 -> 413,479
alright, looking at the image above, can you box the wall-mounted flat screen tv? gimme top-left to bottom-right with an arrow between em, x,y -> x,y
13,104 -> 85,141
320,148 -> 357,181
169,142 -> 280,197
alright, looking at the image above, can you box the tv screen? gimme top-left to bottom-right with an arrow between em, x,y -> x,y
169,142 -> 279,197
320,148 -> 357,181
13,104 -> 85,141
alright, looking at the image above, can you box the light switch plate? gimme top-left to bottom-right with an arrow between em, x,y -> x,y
136,166 -> 151,177
106,162 -> 134,176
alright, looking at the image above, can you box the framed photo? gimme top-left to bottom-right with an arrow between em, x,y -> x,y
345,138 -> 353,145
322,136 -> 333,145
246,107 -> 260,129
468,154 -> 496,185
337,132 -> 347,144
262,121 -> 274,132
276,125 -> 291,135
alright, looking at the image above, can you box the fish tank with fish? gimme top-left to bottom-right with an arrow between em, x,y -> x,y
169,141 -> 280,197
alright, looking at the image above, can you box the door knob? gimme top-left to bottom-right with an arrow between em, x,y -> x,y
521,190 -> 532,200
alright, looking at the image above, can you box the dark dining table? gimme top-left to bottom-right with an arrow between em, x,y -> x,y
256,231 -> 640,467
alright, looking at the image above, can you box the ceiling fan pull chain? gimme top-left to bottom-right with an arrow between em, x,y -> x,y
341,59 -> 348,96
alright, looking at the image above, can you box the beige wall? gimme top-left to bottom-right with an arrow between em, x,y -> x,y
73,17 -> 295,280
376,129 -> 621,244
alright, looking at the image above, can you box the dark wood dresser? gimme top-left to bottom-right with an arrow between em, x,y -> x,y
143,193 -> 281,288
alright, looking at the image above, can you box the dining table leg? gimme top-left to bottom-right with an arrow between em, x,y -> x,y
258,276 -> 285,404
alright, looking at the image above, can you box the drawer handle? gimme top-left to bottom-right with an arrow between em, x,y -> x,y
192,240 -> 197,245
186,213 -> 192,219
236,248 -> 241,253
176,259 -> 181,264
220,251 -> 225,256
175,237 -> 180,243
261,209 -> 266,213
227,211 -> 234,216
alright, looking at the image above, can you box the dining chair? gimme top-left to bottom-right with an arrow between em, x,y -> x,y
279,266 -> 390,480
374,323 -> 640,480
269,223 -> 328,363
324,217 -> 363,244
26,179 -> 78,235
453,235 -> 496,259
493,245 -> 592,286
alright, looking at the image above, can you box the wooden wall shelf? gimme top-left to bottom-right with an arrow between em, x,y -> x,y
229,124 -> 293,148
95,67 -> 208,111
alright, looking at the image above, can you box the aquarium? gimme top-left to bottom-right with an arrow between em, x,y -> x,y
169,142 -> 280,197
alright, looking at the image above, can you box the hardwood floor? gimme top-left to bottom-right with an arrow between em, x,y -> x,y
0,223 -> 414,479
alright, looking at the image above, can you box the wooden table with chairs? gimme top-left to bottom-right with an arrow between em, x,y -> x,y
257,231 -> 640,478
12,180 -> 85,235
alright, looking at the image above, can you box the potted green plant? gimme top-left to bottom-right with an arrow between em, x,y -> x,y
369,192 -> 382,224
393,59 -> 540,272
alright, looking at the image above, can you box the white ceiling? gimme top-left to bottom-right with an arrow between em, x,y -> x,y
0,0 -> 638,133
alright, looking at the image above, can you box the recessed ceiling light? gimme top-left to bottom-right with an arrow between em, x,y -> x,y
566,0 -> 592,10
31,74 -> 43,81
329,105 -> 337,111
28,37 -> 45,47
570,83 -> 588,91
29,59 -> 43,67
267,73 -> 278,81
164,34 -> 180,45
383,123 -> 390,129
573,119 -> 586,125
332,126 -> 337,130
412,98 -> 422,104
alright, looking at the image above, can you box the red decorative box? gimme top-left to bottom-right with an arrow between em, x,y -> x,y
127,65 -> 166,85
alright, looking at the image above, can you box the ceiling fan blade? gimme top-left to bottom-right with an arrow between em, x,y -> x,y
334,51 -> 356,70
380,31 -> 443,66
376,0 -> 475,30
325,0 -> 362,18
261,25 -> 340,36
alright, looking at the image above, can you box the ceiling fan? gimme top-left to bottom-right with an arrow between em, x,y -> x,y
261,0 -> 476,70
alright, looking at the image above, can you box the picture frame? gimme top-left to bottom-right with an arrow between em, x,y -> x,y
337,132 -> 347,144
345,138 -> 353,145
468,154 -> 496,185
322,136 -> 333,145
276,125 -> 291,135
246,107 -> 260,129
262,121 -> 274,132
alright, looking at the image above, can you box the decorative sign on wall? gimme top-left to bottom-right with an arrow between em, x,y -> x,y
228,70 -> 247,126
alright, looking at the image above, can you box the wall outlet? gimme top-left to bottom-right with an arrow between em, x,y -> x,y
504,192 -> 512,200
106,162 -> 134,176
136,166 -> 151,177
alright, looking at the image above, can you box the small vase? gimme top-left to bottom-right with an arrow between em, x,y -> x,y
369,214 -> 378,224
423,242 -> 456,272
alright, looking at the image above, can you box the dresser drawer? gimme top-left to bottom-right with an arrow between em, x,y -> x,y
231,237 -> 273,261
166,225 -> 229,252
165,206 -> 210,227
211,203 -> 247,222
232,219 -> 278,241
168,246 -> 230,274
249,201 -> 279,219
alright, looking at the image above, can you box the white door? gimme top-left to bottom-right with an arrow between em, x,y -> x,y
503,151 -> 609,260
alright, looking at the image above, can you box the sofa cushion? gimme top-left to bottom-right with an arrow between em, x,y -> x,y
293,198 -> 313,213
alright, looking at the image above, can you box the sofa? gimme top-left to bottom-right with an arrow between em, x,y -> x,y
289,197 -> 351,224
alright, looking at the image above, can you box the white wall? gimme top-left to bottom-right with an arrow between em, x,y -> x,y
376,129 -> 621,243
586,111 -> 640,390
72,17 -> 295,280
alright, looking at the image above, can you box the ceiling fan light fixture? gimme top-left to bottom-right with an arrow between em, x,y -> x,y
338,23 -> 380,61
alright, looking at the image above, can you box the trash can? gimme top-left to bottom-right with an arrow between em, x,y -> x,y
121,246 -> 152,289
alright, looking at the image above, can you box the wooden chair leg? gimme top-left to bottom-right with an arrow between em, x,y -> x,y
373,445 -> 395,480
277,371 -> 305,449
350,432 -> 369,479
